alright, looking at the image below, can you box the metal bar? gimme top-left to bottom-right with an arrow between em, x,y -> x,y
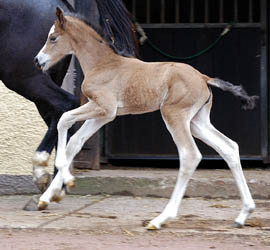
141,23 -> 261,29
259,0 -> 269,161
260,0 -> 263,24
146,0 -> 151,24
132,0 -> 136,18
190,0 -> 194,23
67,0 -> 75,8
234,0 -> 238,21
219,0 -> 224,23
161,0 -> 165,23
249,0 -> 253,22
204,0 -> 209,23
106,154 -> 262,161
175,0 -> 180,23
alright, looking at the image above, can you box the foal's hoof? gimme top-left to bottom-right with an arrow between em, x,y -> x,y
35,173 -> 51,192
146,223 -> 159,230
66,179 -> 76,189
233,222 -> 244,228
51,189 -> 65,203
37,200 -> 49,210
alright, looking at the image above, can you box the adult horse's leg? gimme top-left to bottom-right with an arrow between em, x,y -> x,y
32,116 -> 57,193
1,71 -> 79,194
190,95 -> 255,227
32,56 -> 74,192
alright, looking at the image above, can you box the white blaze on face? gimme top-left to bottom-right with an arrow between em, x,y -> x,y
35,25 -> 55,69
48,25 -> 56,37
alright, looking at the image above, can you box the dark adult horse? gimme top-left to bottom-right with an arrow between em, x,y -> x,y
0,0 -> 137,198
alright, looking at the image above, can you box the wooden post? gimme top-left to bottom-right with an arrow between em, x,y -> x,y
71,0 -> 100,170
73,130 -> 100,170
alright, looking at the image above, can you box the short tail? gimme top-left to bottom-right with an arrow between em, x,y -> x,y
207,78 -> 259,110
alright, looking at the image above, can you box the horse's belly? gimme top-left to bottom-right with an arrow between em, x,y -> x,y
117,88 -> 163,115
118,82 -> 167,115
116,104 -> 160,116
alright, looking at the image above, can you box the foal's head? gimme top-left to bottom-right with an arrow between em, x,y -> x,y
35,7 -> 73,71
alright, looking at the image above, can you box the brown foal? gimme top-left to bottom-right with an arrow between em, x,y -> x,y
35,7 -> 257,230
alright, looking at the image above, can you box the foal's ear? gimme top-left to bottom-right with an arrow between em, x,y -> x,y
56,7 -> 66,29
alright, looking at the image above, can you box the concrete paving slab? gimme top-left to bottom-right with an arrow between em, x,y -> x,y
0,195 -> 270,242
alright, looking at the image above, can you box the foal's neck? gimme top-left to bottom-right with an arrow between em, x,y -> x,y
67,19 -> 120,73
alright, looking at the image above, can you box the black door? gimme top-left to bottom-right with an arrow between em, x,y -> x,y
105,0 -> 268,161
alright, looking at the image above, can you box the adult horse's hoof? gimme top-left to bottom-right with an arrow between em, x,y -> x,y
23,195 -> 40,211
51,189 -> 65,203
38,200 -> 49,210
66,179 -> 76,189
233,222 -> 244,228
35,173 -> 51,193
146,223 -> 159,230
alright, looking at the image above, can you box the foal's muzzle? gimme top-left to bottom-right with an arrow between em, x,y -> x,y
34,57 -> 45,70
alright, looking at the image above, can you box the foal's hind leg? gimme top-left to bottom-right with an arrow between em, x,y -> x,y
190,99 -> 255,227
148,105 -> 202,230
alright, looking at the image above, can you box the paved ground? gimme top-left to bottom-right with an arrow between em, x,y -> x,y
1,194 -> 270,250
1,168 -> 270,249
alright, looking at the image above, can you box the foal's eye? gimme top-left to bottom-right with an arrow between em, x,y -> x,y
49,36 -> 57,42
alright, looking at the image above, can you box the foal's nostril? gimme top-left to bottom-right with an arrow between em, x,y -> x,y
34,57 -> 41,68
34,57 -> 39,64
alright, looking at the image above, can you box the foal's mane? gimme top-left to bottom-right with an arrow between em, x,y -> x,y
65,0 -> 138,58
65,13 -> 106,42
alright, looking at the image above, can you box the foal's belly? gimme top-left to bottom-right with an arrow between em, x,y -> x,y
116,104 -> 160,116
116,83 -> 166,115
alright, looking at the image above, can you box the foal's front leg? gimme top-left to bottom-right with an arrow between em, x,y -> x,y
38,118 -> 112,209
38,99 -> 116,209
55,100 -> 116,185
38,171 -> 64,210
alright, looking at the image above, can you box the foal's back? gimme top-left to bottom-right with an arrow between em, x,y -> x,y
97,57 -> 211,116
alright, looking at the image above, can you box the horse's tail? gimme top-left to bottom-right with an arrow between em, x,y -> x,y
204,76 -> 259,110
